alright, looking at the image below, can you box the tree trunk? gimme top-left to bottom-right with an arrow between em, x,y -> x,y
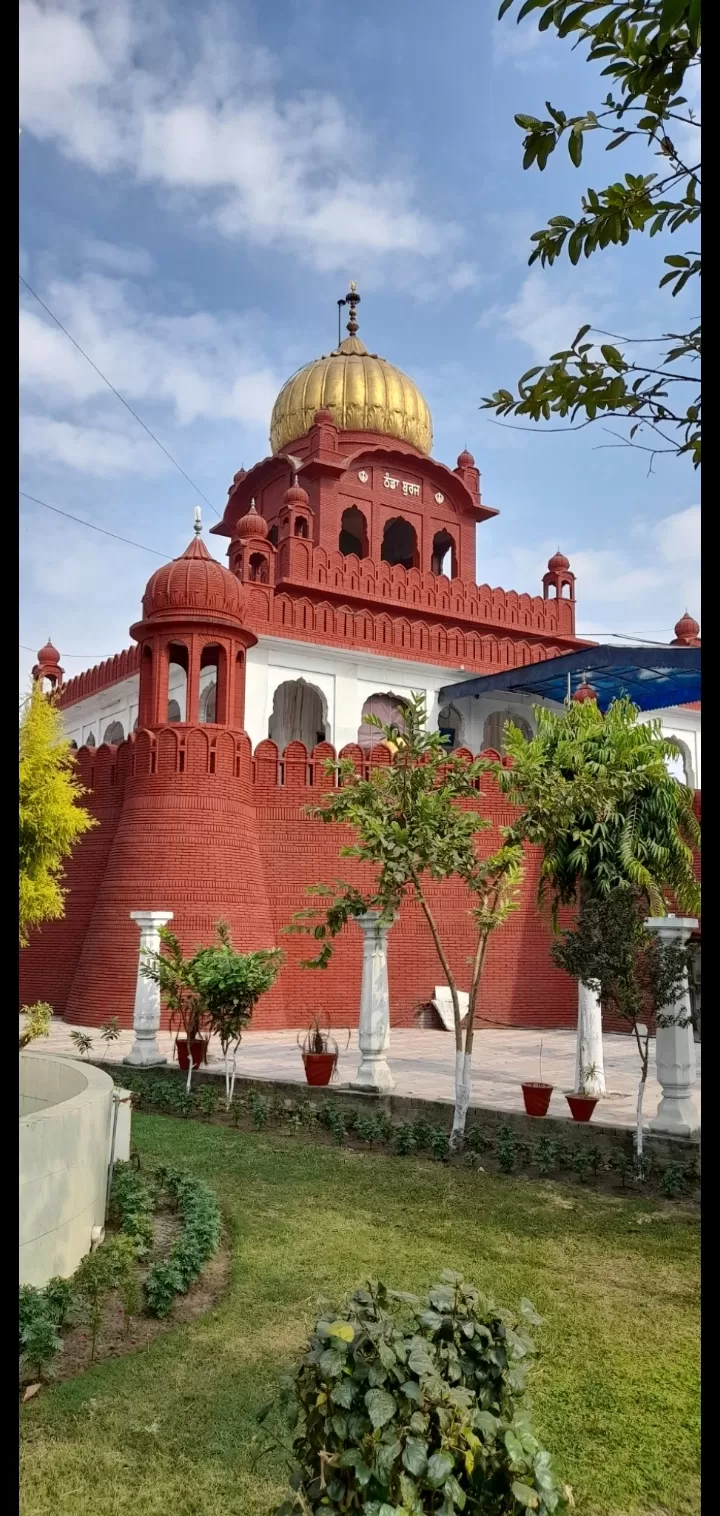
575,981 -> 606,1096
450,1050 -> 473,1146
636,1071 -> 646,1161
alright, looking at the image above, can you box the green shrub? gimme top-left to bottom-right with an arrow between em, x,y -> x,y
392,1123 -> 415,1156
465,1125 -> 490,1156
495,1124 -> 517,1173
249,1091 -> 270,1129
660,1164 -> 686,1199
411,1119 -> 434,1152
74,1236 -> 137,1360
194,1083 -> 221,1118
144,1168 -> 221,1318
428,1127 -> 450,1163
318,1102 -> 348,1144
533,1136 -> 557,1176
269,1272 -> 569,1514
21,1310 -> 62,1382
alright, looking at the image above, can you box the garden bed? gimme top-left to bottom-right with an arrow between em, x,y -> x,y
20,1162 -> 226,1391
109,1065 -> 700,1203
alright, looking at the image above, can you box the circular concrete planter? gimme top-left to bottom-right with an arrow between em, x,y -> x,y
20,1053 -> 117,1288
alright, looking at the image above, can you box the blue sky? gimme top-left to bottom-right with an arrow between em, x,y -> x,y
19,0 -> 700,689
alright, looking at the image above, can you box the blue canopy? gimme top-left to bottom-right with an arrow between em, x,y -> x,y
438,645 -> 700,714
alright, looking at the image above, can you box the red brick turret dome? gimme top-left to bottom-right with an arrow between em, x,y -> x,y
548,549 -> 570,572
671,610 -> 700,646
141,536 -> 246,625
236,501 -> 269,540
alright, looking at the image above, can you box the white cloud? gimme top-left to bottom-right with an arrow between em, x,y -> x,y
492,16 -> 559,71
19,271 -> 283,476
484,268 -> 617,365
82,239 -> 155,276
19,0 -> 462,279
476,504 -> 700,640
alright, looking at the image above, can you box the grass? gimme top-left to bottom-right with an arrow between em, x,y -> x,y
20,1114 -> 699,1516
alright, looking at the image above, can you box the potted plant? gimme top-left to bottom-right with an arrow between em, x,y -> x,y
521,1038 -> 553,1117
299,1018 -> 338,1086
565,1066 -> 600,1122
142,925 -> 209,1089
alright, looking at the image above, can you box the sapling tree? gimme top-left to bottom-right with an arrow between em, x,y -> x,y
500,696 -> 700,1095
143,922 -> 282,1100
19,681 -> 96,946
19,1000 -> 53,1050
551,888 -> 692,1159
288,694 -> 523,1147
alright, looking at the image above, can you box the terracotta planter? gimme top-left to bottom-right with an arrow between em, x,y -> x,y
521,1082 -> 553,1118
302,1051 -> 337,1087
565,1092 -> 599,1123
176,1036 -> 208,1072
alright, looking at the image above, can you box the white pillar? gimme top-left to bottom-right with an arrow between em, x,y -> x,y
647,915 -> 700,1135
575,980 -> 606,1096
123,911 -> 174,1067
351,911 -> 395,1092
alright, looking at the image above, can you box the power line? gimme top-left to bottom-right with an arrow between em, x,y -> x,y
20,643 -> 118,659
20,490 -> 170,558
19,274 -> 221,517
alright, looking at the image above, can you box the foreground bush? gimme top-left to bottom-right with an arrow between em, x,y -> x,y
268,1271 -> 570,1514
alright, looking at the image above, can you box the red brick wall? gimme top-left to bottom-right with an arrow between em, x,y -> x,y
19,730 -> 578,1032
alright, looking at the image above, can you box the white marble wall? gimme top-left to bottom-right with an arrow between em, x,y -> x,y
59,635 -> 700,780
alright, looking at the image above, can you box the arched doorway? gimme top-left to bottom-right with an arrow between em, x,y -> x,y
381,517 -> 418,570
358,693 -> 408,751
437,704 -> 463,750
431,530 -> 456,577
339,506 -> 369,558
200,683 -> 217,723
269,679 -> 327,752
482,709 -> 532,754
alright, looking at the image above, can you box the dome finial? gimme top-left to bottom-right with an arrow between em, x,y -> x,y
338,280 -> 361,340
193,506 -> 202,537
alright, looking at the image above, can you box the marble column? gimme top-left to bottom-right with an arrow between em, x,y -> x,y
123,911 -> 174,1067
351,911 -> 395,1093
646,915 -> 700,1136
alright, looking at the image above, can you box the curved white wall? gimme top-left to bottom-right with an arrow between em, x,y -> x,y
20,1054 -> 125,1288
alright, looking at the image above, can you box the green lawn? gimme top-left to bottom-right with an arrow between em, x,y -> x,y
20,1114 -> 700,1516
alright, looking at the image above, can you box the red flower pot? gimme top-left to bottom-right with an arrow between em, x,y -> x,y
521,1082 -> 553,1117
302,1051 -> 337,1087
565,1092 -> 599,1123
176,1037 -> 208,1072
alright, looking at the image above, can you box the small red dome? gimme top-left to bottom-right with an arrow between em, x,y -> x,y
457,449 -> 475,468
283,481 -> 310,510
671,610 -> 700,645
572,680 -> 598,704
313,408 -> 334,426
548,549 -> 570,572
142,536 -> 246,624
36,638 -> 61,667
236,501 -> 269,540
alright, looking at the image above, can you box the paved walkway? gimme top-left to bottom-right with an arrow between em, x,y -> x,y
22,1018 -> 701,1131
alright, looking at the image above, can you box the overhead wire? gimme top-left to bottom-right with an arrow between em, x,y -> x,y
19,490 -> 171,558
19,273 -> 221,517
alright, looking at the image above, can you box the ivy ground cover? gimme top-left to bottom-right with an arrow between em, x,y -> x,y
20,1114 -> 699,1516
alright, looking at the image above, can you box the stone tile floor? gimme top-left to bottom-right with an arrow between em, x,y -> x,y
22,1018 -> 701,1131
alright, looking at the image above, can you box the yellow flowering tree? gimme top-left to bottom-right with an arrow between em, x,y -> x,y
19,682 -> 96,946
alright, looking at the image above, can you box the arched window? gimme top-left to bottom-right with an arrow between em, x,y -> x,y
358,693 -> 408,751
102,720 -> 125,744
664,735 -> 695,787
69,739 -> 78,750
295,517 -> 309,539
431,530 -> 456,578
200,645 -> 227,724
167,699 -> 181,723
268,524 -> 279,547
437,704 -> 463,750
482,709 -> 532,754
84,732 -> 96,748
249,552 -> 269,583
133,719 -> 139,733
381,517 -> 418,570
168,642 -> 188,722
200,683 -> 217,723
339,506 -> 369,559
269,679 -> 327,752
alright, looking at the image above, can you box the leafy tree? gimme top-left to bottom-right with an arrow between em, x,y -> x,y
19,682 -> 96,946
484,0 -> 700,467
552,887 -> 693,1157
499,696 -> 700,1093
143,921 -> 282,1099
19,1000 -> 53,1051
288,694 -> 524,1147
263,1272 -> 571,1514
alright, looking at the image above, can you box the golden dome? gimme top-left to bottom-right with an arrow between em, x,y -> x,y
269,289 -> 433,456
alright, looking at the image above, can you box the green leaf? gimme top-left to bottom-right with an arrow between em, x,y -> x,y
365,1387 -> 397,1429
402,1437 -> 429,1476
426,1450 -> 455,1487
568,131 -> 583,168
327,1321 -> 355,1342
407,1345 -> 435,1377
512,1481 -> 540,1509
